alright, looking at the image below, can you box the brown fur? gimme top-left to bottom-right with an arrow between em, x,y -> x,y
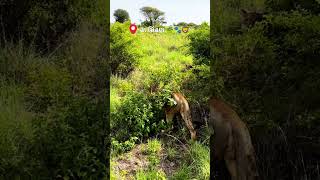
164,92 -> 197,140
208,97 -> 258,180
240,9 -> 264,27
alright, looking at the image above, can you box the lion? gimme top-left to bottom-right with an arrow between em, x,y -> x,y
240,9 -> 264,28
164,92 -> 197,140
208,97 -> 258,180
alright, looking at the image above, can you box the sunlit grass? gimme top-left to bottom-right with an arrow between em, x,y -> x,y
136,169 -> 166,180
169,141 -> 210,180
110,25 -> 210,179
135,30 -> 192,71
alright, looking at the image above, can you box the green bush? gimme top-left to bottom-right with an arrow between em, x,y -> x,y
0,41 -> 40,84
110,22 -> 140,77
143,63 -> 182,93
110,88 -> 177,155
26,63 -> 72,112
0,0 -> 105,51
111,92 -> 167,141
62,22 -> 108,95
0,16 -> 108,178
30,96 -> 107,179
211,6 -> 320,179
188,23 -> 211,65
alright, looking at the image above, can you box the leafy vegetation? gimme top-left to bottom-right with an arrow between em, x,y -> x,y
0,1 -> 108,179
110,11 -> 210,178
211,0 -> 320,179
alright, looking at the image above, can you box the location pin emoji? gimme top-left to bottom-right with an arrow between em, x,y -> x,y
129,24 -> 138,34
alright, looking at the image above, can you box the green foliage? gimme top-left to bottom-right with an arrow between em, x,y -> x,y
26,64 -> 71,112
212,1 -> 320,178
111,137 -> 139,155
110,22 -> 140,77
144,139 -> 162,155
170,165 -> 192,180
266,0 -> 320,13
166,147 -> 177,161
143,63 -> 183,92
111,91 -> 167,143
136,169 -> 166,180
136,140 -> 164,179
169,142 -> 210,180
188,142 -> 210,179
0,0 -> 106,52
187,22 -> 198,28
0,15 -> 108,178
0,83 -> 33,176
175,22 -> 188,27
30,97 -> 107,179
110,29 -> 201,154
0,41 -> 39,84
110,13 -> 211,179
113,9 -> 130,23
188,23 -> 211,65
62,22 -> 108,95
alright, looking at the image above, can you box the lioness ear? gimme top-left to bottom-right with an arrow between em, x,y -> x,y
240,9 -> 248,16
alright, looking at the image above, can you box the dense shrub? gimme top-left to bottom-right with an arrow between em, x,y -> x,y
0,0 -> 106,52
211,2 -> 320,178
0,17 -> 108,178
26,64 -> 72,112
187,23 -> 211,65
111,91 -> 169,143
0,83 -> 34,177
62,22 -> 108,95
0,41 -> 40,84
110,22 -> 140,77
30,96 -> 107,179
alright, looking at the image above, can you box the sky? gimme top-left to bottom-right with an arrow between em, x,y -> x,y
110,0 -> 210,26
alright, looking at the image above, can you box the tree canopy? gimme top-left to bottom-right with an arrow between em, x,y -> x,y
140,6 -> 166,26
113,9 -> 130,23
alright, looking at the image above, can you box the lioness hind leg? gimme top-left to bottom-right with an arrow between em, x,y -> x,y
180,110 -> 197,140
224,129 -> 237,180
225,158 -> 237,180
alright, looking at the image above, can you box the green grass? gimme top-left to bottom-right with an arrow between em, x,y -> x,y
188,141 -> 210,179
110,26 -> 210,179
134,31 -> 192,71
168,141 -> 209,180
169,165 -> 191,180
166,146 -> 178,161
144,139 -> 162,155
136,169 -> 166,180
0,82 -> 33,170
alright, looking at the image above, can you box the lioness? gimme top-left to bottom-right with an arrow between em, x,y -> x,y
164,92 -> 197,140
240,9 -> 264,27
208,97 -> 258,180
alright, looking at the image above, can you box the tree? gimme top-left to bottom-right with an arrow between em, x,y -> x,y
176,22 -> 188,27
140,6 -> 166,26
187,22 -> 198,27
113,9 -> 130,23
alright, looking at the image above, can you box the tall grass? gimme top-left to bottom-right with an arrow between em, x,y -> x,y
170,141 -> 210,180
0,82 -> 34,176
0,20 -> 108,178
